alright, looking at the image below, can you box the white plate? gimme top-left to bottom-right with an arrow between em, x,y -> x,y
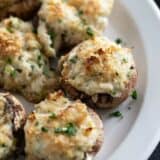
102,0 -> 160,159
13,0 -> 160,159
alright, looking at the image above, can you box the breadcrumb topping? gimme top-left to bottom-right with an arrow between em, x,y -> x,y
0,31 -> 21,56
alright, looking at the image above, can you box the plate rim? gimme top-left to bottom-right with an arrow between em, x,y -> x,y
109,0 -> 160,160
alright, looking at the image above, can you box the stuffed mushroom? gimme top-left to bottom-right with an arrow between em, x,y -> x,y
59,37 -> 137,109
25,90 -> 104,160
0,17 -> 59,103
0,0 -> 41,20
37,0 -> 114,57
0,92 -> 26,159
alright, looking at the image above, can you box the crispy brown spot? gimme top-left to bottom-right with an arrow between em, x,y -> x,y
96,48 -> 106,55
28,113 -> 36,122
84,127 -> 93,136
47,90 -> 64,101
86,56 -> 99,71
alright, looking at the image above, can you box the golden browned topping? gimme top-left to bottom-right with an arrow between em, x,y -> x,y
47,90 -> 64,100
0,17 -> 59,102
60,37 -> 137,97
68,0 -> 101,16
25,91 -> 103,160
0,31 -> 21,57
47,2 -> 63,19
38,0 -> 114,57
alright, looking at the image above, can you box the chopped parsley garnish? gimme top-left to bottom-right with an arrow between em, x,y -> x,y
18,56 -> 22,60
86,27 -> 94,37
43,66 -> 50,77
31,65 -> 35,71
78,10 -> 83,16
37,54 -> 43,67
115,38 -> 123,45
69,56 -> 78,64
111,90 -> 117,96
122,58 -> 128,63
37,55 -> 42,61
41,127 -> 48,132
58,19 -> 62,23
33,27 -> 37,34
81,18 -> 87,25
109,111 -> 123,118
48,30 -> 56,46
1,143 -> 6,148
35,121 -> 39,126
10,70 -> 17,78
7,26 -> 14,33
54,123 -> 77,136
49,112 -> 57,119
131,90 -> 137,100
127,71 -> 131,78
6,58 -> 12,64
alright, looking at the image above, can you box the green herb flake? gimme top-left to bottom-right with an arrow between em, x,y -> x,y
58,19 -> 62,23
33,27 -> 37,34
1,143 -> 6,148
43,66 -> 50,77
6,58 -> 12,64
49,112 -> 57,119
78,10 -> 83,16
48,30 -> 56,45
7,26 -> 14,33
86,27 -> 94,37
18,56 -> 22,61
122,58 -> 128,63
41,127 -> 48,132
111,90 -> 117,96
127,71 -> 131,78
69,56 -> 78,64
54,123 -> 77,136
81,18 -> 87,25
109,111 -> 123,119
10,70 -> 17,78
31,65 -> 35,71
37,55 -> 42,61
35,121 -> 39,126
37,54 -> 43,68
115,38 -> 123,45
131,90 -> 137,100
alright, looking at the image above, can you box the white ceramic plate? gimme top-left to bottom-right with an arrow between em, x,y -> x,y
12,0 -> 160,159
102,0 -> 160,159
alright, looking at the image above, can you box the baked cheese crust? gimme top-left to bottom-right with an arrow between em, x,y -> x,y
60,37 -> 137,98
38,0 -> 114,56
25,91 -> 103,160
0,17 -> 59,102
